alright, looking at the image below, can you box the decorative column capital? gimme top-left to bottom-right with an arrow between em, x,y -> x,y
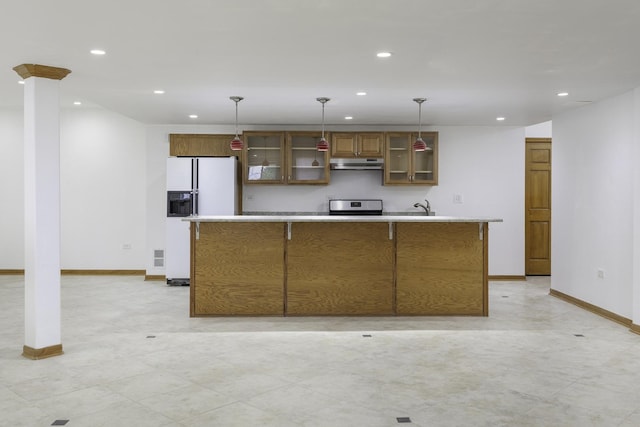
13,64 -> 71,80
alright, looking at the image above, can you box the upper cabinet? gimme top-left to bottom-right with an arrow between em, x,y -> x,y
330,132 -> 384,158
385,132 -> 438,185
286,131 -> 330,184
242,131 -> 329,185
169,134 -> 236,157
243,131 -> 286,184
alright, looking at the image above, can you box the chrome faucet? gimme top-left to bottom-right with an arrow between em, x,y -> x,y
413,199 -> 431,215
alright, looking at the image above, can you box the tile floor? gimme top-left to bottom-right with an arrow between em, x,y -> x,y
1,275 -> 639,427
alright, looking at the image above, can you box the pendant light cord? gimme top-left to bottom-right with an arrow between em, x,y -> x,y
321,102 -> 326,139
417,101 -> 422,139
234,100 -> 239,138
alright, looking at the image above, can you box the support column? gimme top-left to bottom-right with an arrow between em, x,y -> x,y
13,64 -> 71,359
632,87 -> 640,335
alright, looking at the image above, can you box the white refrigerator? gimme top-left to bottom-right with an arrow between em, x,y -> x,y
166,156 -> 238,285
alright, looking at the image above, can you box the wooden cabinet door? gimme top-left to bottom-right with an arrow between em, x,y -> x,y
191,222 -> 285,315
385,133 -> 411,183
410,132 -> 438,185
396,222 -> 486,315
357,133 -> 384,157
243,131 -> 286,184
286,132 -> 330,185
330,133 -> 358,158
287,222 -> 394,315
169,134 -> 236,157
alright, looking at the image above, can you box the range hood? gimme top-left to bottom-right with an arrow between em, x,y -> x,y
329,158 -> 384,170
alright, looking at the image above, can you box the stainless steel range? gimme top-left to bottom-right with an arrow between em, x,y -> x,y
328,199 -> 383,215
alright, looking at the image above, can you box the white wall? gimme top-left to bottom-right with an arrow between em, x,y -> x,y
0,106 -> 147,270
525,121 -> 552,138
552,92 -> 636,319
0,109 -> 24,268
144,124 -> 525,276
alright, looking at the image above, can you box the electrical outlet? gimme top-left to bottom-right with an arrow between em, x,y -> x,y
122,243 -> 132,250
453,194 -> 464,204
597,269 -> 605,279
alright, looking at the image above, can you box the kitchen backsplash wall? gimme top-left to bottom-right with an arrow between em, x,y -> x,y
241,170 -> 430,214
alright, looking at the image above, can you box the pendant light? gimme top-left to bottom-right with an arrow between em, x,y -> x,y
229,96 -> 244,151
413,97 -> 427,152
316,97 -> 330,152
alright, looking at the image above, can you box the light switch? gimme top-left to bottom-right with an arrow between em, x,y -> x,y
453,194 -> 464,204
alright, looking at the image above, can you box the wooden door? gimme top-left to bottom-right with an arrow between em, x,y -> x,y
525,138 -> 551,275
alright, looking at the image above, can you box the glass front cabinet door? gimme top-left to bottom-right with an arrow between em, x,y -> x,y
286,132 -> 330,184
243,131 -> 286,184
385,132 -> 438,185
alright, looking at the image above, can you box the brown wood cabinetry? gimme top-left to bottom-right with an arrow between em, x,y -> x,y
190,222 -> 285,315
396,222 -> 487,315
331,132 -> 384,158
242,131 -> 287,184
190,219 -> 489,317
286,131 -> 330,184
287,222 -> 393,315
385,132 -> 438,185
242,131 -> 330,185
169,134 -> 236,157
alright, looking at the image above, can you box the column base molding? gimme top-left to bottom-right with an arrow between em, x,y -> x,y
22,344 -> 64,360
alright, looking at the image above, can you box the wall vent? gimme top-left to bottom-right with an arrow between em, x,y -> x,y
154,249 -> 164,267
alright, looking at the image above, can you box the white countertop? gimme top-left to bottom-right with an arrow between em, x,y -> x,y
182,215 -> 503,223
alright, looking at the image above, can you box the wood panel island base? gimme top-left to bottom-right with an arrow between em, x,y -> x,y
187,216 -> 502,317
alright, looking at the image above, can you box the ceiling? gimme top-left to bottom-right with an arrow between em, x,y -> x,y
3,0 -> 640,127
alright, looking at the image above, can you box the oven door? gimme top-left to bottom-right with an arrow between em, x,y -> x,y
167,191 -> 193,217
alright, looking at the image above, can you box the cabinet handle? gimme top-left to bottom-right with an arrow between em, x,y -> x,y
287,222 -> 292,240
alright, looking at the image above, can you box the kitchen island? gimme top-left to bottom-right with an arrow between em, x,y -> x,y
185,215 -> 502,317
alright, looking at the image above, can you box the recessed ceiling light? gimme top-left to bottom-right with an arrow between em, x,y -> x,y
356,92 -> 367,96
154,90 -> 165,94
376,52 -> 392,58
557,92 -> 569,97
73,101 -> 82,105
90,49 -> 106,55
18,80 -> 24,85
344,116 -> 353,120
496,117 -> 505,121
189,114 -> 198,119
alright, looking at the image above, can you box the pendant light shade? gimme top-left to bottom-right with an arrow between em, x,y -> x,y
316,97 -> 330,152
413,97 -> 427,152
229,96 -> 244,151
